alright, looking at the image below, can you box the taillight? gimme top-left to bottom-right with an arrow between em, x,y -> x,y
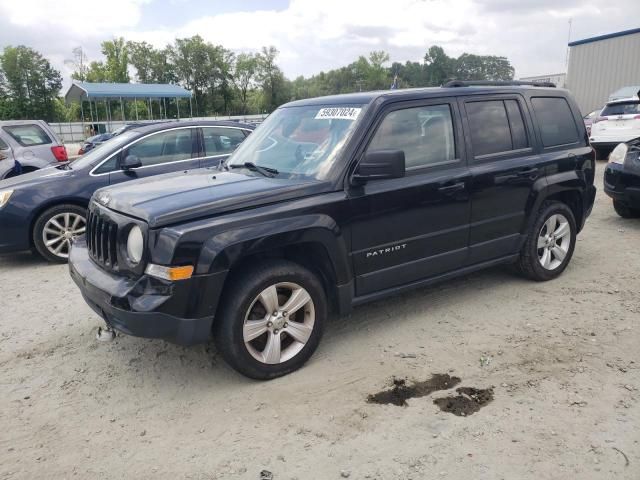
593,117 -> 608,124
634,115 -> 640,120
51,145 -> 68,162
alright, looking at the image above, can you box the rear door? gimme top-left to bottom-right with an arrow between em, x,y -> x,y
349,99 -> 471,296
198,126 -> 250,168
106,127 -> 199,185
2,123 -> 55,166
460,95 -> 542,264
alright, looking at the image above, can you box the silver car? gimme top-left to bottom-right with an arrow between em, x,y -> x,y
0,120 -> 68,179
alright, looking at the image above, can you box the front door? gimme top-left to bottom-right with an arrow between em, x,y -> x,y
349,100 -> 471,297
107,127 -> 199,185
459,95 -> 542,264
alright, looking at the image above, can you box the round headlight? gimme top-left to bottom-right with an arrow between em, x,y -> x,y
609,143 -> 628,164
126,225 -> 144,264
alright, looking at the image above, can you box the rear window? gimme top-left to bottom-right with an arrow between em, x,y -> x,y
601,101 -> 640,116
531,97 -> 580,147
3,124 -> 52,147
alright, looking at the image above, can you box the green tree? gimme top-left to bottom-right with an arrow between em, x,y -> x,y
453,53 -> 514,81
101,37 -> 130,83
257,46 -> 289,112
67,46 -> 89,82
169,36 -> 211,115
424,46 -> 454,86
234,52 -> 258,114
0,45 -> 62,121
128,41 -> 176,84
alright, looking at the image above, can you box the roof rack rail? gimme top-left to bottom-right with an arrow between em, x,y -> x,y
443,80 -> 556,88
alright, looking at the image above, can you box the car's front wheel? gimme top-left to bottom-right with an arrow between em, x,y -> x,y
516,201 -> 576,281
214,260 -> 326,380
33,204 -> 87,263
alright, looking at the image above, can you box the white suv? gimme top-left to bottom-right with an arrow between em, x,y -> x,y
590,94 -> 640,158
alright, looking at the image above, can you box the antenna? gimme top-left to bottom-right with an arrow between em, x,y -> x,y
565,18 -> 573,67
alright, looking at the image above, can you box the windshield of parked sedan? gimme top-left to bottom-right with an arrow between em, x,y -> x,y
226,104 -> 365,180
69,131 -> 138,169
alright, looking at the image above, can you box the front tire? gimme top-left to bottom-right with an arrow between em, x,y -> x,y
613,200 -> 640,219
214,260 -> 327,380
515,201 -> 576,281
33,204 -> 87,263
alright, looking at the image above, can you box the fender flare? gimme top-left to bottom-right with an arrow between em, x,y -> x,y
196,214 -> 352,286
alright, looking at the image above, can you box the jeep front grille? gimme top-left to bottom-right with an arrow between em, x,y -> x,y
86,210 -> 118,269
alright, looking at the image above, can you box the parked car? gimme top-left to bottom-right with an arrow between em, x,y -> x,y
583,108 -> 601,136
0,120 -> 68,179
78,122 -> 165,155
67,81 -> 596,379
0,120 -> 254,262
590,93 -> 640,158
603,138 -> 640,217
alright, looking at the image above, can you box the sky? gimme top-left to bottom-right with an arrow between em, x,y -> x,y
0,0 -> 639,89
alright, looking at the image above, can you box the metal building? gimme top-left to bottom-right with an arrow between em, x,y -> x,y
519,73 -> 566,88
566,27 -> 640,114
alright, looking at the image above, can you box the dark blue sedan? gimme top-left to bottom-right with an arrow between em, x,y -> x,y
0,120 -> 254,262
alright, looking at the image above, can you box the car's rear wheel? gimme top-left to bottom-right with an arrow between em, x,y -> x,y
214,259 -> 326,380
613,200 -> 640,219
33,204 -> 87,263
515,201 -> 576,281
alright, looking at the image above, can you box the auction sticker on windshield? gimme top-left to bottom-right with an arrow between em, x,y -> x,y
314,107 -> 361,120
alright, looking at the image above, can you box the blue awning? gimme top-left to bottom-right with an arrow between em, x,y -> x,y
65,82 -> 192,103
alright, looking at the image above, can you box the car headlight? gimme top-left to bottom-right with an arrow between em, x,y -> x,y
126,225 -> 144,264
0,190 -> 13,208
609,143 -> 628,164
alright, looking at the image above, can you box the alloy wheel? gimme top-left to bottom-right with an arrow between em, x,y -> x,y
243,282 -> 315,365
42,212 -> 86,259
537,213 -> 571,270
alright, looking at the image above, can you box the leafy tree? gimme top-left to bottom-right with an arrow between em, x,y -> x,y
128,41 -> 176,84
234,53 -> 258,114
257,46 -> 290,112
0,45 -> 62,121
453,53 -> 514,81
424,46 -> 454,86
101,37 -> 130,83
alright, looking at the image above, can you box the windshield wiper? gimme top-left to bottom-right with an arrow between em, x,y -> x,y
229,162 -> 279,178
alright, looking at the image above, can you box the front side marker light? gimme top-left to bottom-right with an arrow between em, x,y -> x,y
145,264 -> 194,281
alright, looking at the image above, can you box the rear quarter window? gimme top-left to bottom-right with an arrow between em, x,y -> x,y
0,137 -> 9,150
531,97 -> 580,148
3,124 -> 52,147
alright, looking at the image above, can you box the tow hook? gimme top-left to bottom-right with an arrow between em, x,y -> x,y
96,324 -> 115,342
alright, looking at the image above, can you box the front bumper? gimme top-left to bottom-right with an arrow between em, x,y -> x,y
603,163 -> 640,209
69,238 -> 224,346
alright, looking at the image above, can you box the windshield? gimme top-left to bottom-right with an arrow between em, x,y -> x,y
70,131 -> 138,169
601,101 -> 640,116
226,104 -> 365,180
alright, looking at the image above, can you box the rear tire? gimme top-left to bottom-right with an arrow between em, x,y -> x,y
515,201 -> 576,281
613,200 -> 640,219
213,259 -> 326,380
33,204 -> 87,263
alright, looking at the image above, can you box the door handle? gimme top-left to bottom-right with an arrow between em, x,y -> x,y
438,182 -> 465,194
517,167 -> 539,178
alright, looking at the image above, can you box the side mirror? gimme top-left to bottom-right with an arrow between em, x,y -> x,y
121,154 -> 142,170
352,150 -> 405,184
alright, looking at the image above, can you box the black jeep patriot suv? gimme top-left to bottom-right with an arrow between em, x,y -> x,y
69,81 -> 596,379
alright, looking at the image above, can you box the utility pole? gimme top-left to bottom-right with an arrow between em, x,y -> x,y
565,18 -> 573,68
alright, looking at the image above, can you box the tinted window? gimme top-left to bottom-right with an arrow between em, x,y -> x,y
504,100 -> 529,150
3,124 -> 51,147
127,128 -> 194,167
466,100 -> 512,156
202,127 -> 247,156
600,101 -> 640,116
531,97 -> 580,147
368,104 -> 456,169
0,137 -> 9,150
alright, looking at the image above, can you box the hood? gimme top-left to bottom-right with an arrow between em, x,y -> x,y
95,169 -> 330,227
0,164 -> 73,190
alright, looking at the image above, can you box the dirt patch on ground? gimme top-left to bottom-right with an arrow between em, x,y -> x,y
433,386 -> 494,416
367,373 -> 461,406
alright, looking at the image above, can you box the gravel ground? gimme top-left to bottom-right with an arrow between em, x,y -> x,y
1,162 -> 638,480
